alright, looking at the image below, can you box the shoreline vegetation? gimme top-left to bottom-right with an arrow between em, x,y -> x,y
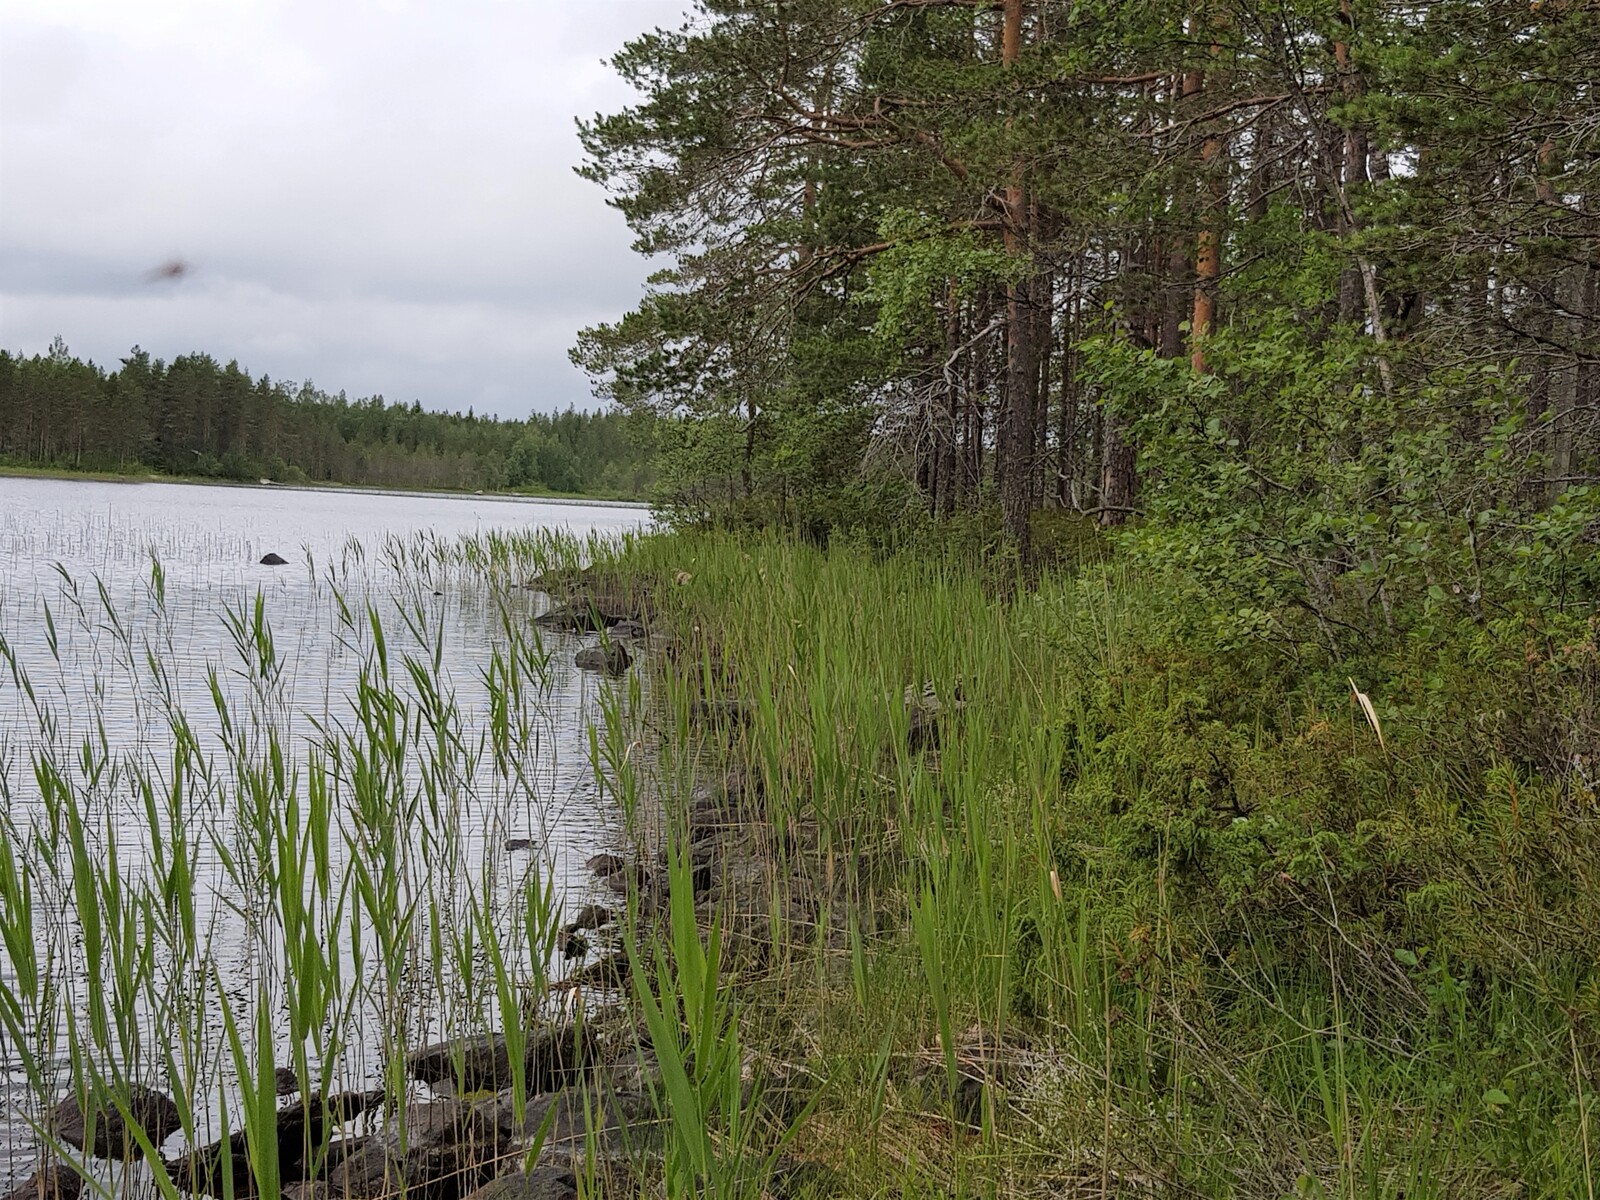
534,534 -> 1600,1197
0,462 -> 651,508
5,526 -> 1595,1200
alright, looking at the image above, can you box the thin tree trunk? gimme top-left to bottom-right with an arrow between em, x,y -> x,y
966,300 -> 990,501
1033,266 -> 1054,506
999,0 -> 1036,552
1058,262 -> 1079,507
1190,17 -> 1224,372
936,282 -> 960,517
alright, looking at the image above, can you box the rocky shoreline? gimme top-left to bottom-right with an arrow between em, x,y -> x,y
4,565 -> 988,1200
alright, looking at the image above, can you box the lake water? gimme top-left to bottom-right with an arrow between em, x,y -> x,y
0,477 -> 652,1186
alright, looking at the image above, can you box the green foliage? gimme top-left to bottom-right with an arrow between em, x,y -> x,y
0,344 -> 655,497
866,209 -> 1012,350
619,527 -> 1600,1195
1081,309 -> 1600,657
574,0 -> 1600,614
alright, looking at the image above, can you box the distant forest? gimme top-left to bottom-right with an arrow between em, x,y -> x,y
0,339 -> 654,497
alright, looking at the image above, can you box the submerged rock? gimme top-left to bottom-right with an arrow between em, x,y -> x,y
574,642 -> 631,676
52,1083 -> 182,1160
2,1161 -> 82,1200
165,1089 -> 384,1198
259,552 -> 289,566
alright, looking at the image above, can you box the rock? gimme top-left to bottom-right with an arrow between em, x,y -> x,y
462,1168 -> 577,1200
406,1024 -> 588,1096
52,1083 -> 183,1160
565,904 -> 613,931
534,607 -> 606,634
688,698 -> 752,728
505,838 -> 536,852
584,854 -> 627,879
604,619 -> 648,640
563,950 -> 629,991
555,928 -> 588,960
259,553 -> 289,566
318,1099 -> 504,1200
2,1161 -> 82,1200
573,642 -> 631,676
164,1089 -> 384,1198
907,1025 -> 1021,1127
471,1084 -> 654,1163
903,680 -> 962,753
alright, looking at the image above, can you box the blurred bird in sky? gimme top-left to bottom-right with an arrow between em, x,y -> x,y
144,259 -> 191,283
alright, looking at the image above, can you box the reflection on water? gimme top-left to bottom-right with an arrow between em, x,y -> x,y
0,477 -> 651,1186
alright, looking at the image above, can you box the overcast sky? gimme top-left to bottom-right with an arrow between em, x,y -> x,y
0,0 -> 692,418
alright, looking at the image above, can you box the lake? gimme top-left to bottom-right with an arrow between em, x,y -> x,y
0,477 -> 652,1187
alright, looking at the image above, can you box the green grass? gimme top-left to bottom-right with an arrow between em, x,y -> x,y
590,528 -> 1599,1198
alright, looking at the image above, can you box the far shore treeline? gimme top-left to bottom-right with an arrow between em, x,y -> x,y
0,339 -> 655,498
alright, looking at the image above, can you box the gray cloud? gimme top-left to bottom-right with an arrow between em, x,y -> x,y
0,0 -> 690,417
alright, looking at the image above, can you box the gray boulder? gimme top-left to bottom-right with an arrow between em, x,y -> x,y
583,854 -> 627,879
52,1083 -> 182,1160
462,1168 -> 577,1200
406,1024 -> 587,1097
2,1162 -> 82,1200
163,1088 -> 384,1198
574,643 -> 631,676
565,904 -> 613,931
